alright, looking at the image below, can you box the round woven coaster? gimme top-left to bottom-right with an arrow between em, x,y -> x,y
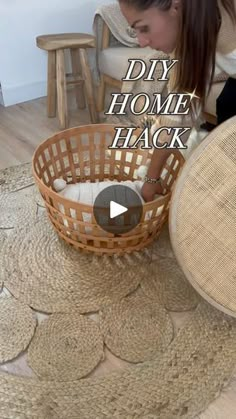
0,193 -> 37,229
1,214 -> 148,313
100,290 -> 173,363
28,313 -> 104,381
0,297 -> 36,363
0,162 -> 33,193
141,256 -> 200,311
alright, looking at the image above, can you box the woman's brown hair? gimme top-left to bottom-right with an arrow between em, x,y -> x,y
119,0 -> 236,102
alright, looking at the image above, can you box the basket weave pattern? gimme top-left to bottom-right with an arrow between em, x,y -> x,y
33,124 -> 184,255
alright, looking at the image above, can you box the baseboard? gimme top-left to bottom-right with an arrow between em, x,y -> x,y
1,81 -> 47,107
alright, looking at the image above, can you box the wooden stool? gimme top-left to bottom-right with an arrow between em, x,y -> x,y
36,33 -> 98,129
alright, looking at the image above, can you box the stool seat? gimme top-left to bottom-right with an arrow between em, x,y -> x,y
36,33 -> 95,51
36,32 -> 98,129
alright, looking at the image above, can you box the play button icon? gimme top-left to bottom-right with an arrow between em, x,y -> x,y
93,184 -> 143,235
110,201 -> 128,219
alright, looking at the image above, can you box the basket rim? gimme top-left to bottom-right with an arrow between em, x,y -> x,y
32,123 -> 172,209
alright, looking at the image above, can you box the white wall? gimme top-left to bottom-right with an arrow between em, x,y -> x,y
0,0 -> 111,106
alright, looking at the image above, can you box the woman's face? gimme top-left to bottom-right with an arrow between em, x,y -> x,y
119,2 -> 180,53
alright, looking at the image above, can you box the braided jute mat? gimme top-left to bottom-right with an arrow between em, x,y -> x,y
141,255 -> 200,312
0,191 -> 199,314
1,163 -> 236,417
0,192 -> 38,230
151,222 -> 176,259
0,297 -> 36,363
28,313 -> 104,381
0,303 -> 236,418
21,183 -> 46,208
0,214 -> 150,313
0,230 -> 6,290
0,162 -> 34,193
100,291 -> 174,363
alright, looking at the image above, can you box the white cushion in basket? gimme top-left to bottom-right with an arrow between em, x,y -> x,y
57,180 -> 162,234
99,46 -> 153,80
60,180 -> 145,206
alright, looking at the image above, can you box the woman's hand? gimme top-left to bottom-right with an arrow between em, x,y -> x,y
141,181 -> 164,202
141,147 -> 172,202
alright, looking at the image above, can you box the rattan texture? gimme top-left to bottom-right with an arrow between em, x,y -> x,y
0,162 -> 34,193
28,313 -> 104,381
169,116 -> 236,317
100,289 -> 173,363
0,303 -> 236,418
141,256 -> 200,312
0,214 -> 149,313
32,124 -> 185,255
0,297 -> 36,363
0,192 -> 37,229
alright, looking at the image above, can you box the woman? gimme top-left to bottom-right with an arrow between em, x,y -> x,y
119,0 -> 236,201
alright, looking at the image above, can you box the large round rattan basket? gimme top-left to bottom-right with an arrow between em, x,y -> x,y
32,124 -> 184,255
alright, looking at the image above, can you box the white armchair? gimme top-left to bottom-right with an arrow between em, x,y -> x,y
93,3 -> 153,112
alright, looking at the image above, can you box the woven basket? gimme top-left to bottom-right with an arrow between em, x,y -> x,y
32,124 -> 184,255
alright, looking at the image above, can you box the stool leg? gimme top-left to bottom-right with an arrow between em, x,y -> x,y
96,74 -> 106,112
71,48 -> 86,109
56,49 -> 68,129
47,51 -> 56,117
79,48 -> 99,124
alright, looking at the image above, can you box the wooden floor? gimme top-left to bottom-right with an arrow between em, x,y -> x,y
0,96 -> 236,418
0,94 -> 91,170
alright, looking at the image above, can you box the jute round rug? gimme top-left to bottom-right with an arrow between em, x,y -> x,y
0,230 -> 6,290
0,214 -> 149,313
22,184 -> 46,208
0,303 -> 236,418
1,161 -> 236,418
141,255 -> 200,312
32,185 -> 45,208
0,162 -> 34,193
0,230 -> 6,241
28,313 -> 104,381
151,223 -> 175,259
0,192 -> 37,229
0,297 -> 36,363
100,291 -> 173,363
